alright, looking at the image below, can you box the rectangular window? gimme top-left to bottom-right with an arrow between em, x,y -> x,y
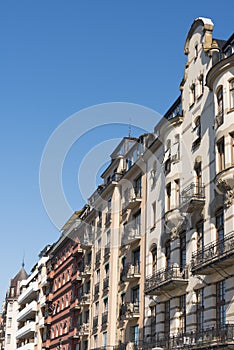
217,87 -> 224,126
131,285 -> 140,305
134,176 -> 142,198
190,84 -> 196,106
230,79 -> 234,109
180,232 -> 186,271
7,334 -> 11,344
217,138 -> 225,172
179,294 -> 186,333
7,317 -> 12,328
197,221 -> 204,252
196,288 -> 204,332
166,183 -> 171,212
175,179 -> 180,207
8,302 -> 13,312
216,209 -> 224,255
134,211 -> 141,236
216,280 -> 226,327
131,325 -> 139,346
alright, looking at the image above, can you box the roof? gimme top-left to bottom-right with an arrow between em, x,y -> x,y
214,38 -> 227,50
10,266 -> 28,287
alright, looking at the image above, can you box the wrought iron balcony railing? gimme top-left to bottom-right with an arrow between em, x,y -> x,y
103,276 -> 109,292
145,265 -> 188,295
191,231 -> 234,274
180,183 -> 205,212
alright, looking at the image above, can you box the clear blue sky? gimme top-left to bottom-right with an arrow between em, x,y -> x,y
0,0 -> 233,304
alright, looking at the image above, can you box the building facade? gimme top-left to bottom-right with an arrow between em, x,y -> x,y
10,16 -> 234,350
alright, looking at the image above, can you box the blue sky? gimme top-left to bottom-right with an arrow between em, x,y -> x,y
0,0 -> 233,303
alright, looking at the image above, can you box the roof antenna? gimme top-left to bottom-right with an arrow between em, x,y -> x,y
22,251 -> 25,268
128,117 -> 132,137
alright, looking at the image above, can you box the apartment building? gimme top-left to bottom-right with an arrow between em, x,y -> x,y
0,265 -> 28,350
13,16 -> 234,350
144,17 -> 234,349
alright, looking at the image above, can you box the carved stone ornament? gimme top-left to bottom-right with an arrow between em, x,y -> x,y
224,189 -> 234,208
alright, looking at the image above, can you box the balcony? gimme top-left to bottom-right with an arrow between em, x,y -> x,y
123,188 -> 142,210
18,282 -> 38,305
121,264 -> 140,282
103,276 -> 109,293
16,322 -> 36,339
17,300 -> 37,322
180,183 -> 205,213
121,225 -> 141,246
154,324 -> 234,350
77,323 -> 89,336
215,165 -> 234,202
119,303 -> 139,321
101,311 -> 108,329
191,231 -> 234,275
145,265 -> 188,295
165,96 -> 183,126
80,293 -> 91,306
17,343 -> 35,350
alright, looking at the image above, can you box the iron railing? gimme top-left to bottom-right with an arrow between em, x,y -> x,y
145,265 -> 188,294
180,183 -> 205,206
191,231 -> 234,272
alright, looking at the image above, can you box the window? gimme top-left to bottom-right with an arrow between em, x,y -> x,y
179,294 -> 186,333
197,221 -> 204,252
180,231 -> 186,271
7,334 -> 11,344
131,325 -> 139,346
216,209 -> 224,254
8,302 -> 13,312
196,288 -> 204,332
216,280 -> 226,327
190,83 -> 196,106
231,133 -> 234,165
152,201 -> 156,228
103,332 -> 107,349
131,285 -> 139,305
193,116 -> 201,148
216,86 -> 224,126
230,79 -> 234,109
198,75 -> 204,97
134,211 -> 141,236
104,297 -> 108,312
96,269 -> 100,283
166,183 -> 171,212
171,134 -> 180,161
7,317 -> 12,328
95,301 -> 99,316
150,305 -> 157,339
164,140 -> 171,174
165,241 -> 171,268
217,138 -> 225,172
164,300 -> 170,335
133,247 -> 140,271
151,244 -> 157,275
175,179 -> 180,207
134,176 -> 142,198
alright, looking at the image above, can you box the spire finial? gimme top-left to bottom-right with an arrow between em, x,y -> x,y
128,117 -> 132,137
22,252 -> 25,268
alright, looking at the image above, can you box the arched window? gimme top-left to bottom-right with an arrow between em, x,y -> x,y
151,244 -> 157,275
216,86 -> 224,126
